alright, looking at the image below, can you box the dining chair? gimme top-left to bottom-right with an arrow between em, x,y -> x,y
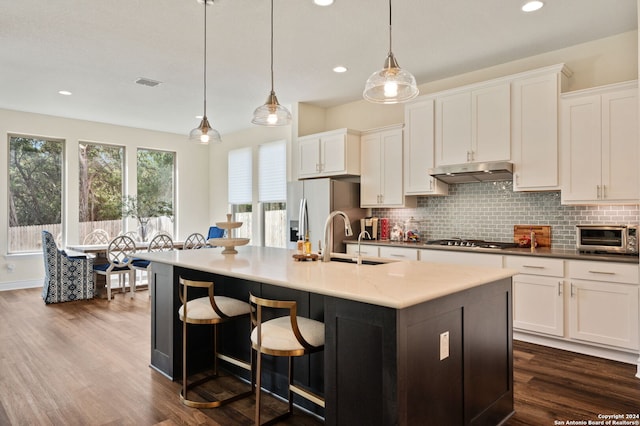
83,229 -> 110,245
93,235 -> 137,300
132,234 -> 174,296
183,232 -> 207,250
249,293 -> 325,425
41,231 -> 95,304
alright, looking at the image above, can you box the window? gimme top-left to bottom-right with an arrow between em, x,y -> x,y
259,141 -> 286,248
136,149 -> 175,240
228,147 -> 252,239
78,142 -> 124,243
8,135 -> 64,253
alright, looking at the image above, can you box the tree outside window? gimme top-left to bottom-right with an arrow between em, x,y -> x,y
8,135 -> 63,252
136,149 -> 175,239
78,142 -> 124,242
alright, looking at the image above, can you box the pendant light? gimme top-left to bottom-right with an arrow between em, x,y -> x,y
251,0 -> 292,126
189,0 -> 221,144
363,0 -> 419,104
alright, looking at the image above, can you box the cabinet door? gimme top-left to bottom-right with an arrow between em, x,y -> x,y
560,95 -> 602,202
321,133 -> 347,175
601,88 -> 639,201
298,137 -> 321,178
569,280 -> 639,350
472,83 -> 511,163
404,99 -> 448,195
346,243 -> 379,258
419,249 -> 503,267
360,133 -> 382,206
435,92 -> 471,166
380,129 -> 404,206
512,73 -> 560,191
513,275 -> 564,336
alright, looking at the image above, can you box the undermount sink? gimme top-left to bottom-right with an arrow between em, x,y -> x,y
330,257 -> 386,266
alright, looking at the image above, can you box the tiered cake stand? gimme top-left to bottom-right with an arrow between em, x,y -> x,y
207,214 -> 250,254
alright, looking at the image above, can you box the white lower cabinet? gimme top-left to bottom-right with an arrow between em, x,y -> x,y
379,246 -> 419,261
346,244 -> 379,258
419,249 -> 503,267
567,260 -> 639,350
505,256 -> 564,337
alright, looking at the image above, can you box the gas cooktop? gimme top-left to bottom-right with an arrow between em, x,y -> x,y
425,239 -> 518,250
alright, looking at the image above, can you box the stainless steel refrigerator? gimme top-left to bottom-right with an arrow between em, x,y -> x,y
286,179 -> 367,253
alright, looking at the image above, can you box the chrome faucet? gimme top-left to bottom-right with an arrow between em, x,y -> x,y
322,210 -> 353,262
355,230 -> 371,265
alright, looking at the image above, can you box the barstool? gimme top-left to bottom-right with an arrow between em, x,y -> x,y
178,277 -> 253,408
249,293 -> 325,425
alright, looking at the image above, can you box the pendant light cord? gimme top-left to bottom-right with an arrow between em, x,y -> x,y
388,0 -> 392,56
203,0 -> 208,115
270,0 -> 275,94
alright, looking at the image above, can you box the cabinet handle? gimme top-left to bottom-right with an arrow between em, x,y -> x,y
522,265 -> 544,269
603,184 -> 607,199
558,281 -> 563,296
466,151 -> 471,162
570,282 -> 574,297
597,185 -> 601,199
587,270 -> 615,275
429,178 -> 433,191
514,173 -> 519,186
390,254 -> 406,258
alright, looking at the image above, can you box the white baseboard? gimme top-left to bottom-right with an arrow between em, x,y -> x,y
0,279 -> 42,292
514,331 -> 639,366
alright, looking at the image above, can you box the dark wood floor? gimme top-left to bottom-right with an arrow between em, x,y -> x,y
0,288 -> 638,425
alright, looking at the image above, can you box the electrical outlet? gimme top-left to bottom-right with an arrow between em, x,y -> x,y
6,263 -> 16,272
440,331 -> 449,360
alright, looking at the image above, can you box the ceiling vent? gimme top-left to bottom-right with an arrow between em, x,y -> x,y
135,77 -> 162,87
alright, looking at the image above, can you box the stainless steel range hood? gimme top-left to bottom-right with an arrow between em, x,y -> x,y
428,161 -> 513,184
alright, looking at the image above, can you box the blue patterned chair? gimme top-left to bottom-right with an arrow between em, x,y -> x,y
41,230 -> 95,304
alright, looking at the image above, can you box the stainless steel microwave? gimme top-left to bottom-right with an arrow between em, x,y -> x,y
576,225 -> 638,254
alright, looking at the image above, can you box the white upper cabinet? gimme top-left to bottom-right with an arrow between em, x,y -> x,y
361,125 -> 416,208
403,98 -> 448,196
435,82 -> 511,166
561,81 -> 639,204
297,128 -> 361,179
511,65 -> 570,191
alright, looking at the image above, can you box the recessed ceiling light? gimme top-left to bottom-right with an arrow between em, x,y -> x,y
58,90 -> 72,96
314,0 -> 334,5
333,66 -> 347,73
522,1 -> 544,12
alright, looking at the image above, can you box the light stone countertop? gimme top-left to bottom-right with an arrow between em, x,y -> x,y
134,246 -> 516,309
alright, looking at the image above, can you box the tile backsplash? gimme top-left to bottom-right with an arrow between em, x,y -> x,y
372,181 -> 639,249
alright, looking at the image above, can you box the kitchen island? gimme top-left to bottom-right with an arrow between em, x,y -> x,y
137,246 -> 516,425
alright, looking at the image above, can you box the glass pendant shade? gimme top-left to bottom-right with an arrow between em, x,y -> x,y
363,53 -> 419,104
363,0 -> 419,104
252,91 -> 292,126
189,116 -> 221,144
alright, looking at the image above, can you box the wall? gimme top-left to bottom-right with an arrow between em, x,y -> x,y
0,109 -> 210,289
372,181 -> 639,250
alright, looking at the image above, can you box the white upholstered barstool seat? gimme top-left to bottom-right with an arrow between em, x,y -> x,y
178,278 -> 253,409
249,293 -> 325,425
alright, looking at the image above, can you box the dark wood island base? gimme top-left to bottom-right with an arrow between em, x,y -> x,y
149,259 -> 513,426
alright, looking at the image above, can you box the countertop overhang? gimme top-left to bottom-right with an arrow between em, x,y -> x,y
134,246 -> 515,309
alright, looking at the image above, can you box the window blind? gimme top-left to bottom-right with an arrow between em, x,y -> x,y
259,140 -> 286,202
228,147 -> 252,204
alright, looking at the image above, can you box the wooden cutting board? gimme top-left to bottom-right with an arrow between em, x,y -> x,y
514,225 -> 551,248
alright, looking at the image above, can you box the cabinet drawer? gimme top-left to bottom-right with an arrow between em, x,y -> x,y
568,260 -> 639,284
346,244 -> 379,258
379,246 -> 418,261
504,256 -> 564,277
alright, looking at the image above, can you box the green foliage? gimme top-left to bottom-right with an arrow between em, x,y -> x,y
121,195 -> 173,222
78,143 -> 123,222
9,136 -> 63,226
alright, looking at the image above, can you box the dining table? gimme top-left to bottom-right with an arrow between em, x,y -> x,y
66,240 -> 185,298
